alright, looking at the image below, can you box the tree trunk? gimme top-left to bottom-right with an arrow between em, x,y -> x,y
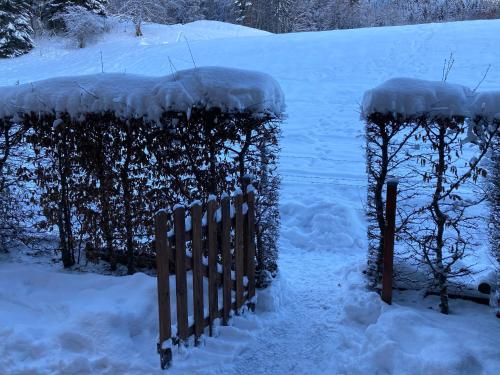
135,23 -> 143,37
121,131 -> 134,275
432,122 -> 449,314
58,130 -> 75,268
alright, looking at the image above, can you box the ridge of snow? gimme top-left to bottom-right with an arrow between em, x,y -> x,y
362,78 -> 474,119
0,67 -> 285,122
470,91 -> 500,121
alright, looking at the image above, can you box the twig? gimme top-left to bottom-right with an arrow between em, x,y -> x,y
442,52 -> 455,82
183,36 -> 197,69
472,64 -> 491,93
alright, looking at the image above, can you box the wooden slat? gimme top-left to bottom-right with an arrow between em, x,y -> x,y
174,206 -> 189,343
168,216 -> 238,243
245,188 -> 257,309
169,248 -> 240,290
221,195 -> 232,325
191,203 -> 204,344
234,193 -> 244,312
207,199 -> 218,336
154,210 -> 172,369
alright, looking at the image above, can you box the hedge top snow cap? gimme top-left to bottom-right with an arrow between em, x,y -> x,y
0,67 -> 285,123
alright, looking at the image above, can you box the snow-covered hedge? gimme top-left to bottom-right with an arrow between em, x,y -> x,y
363,79 -> 499,314
0,67 -> 284,282
470,92 -> 500,317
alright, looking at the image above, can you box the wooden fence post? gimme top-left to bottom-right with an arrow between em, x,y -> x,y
221,195 -> 232,325
207,197 -> 218,336
155,210 -> 172,369
174,205 -> 189,343
234,192 -> 245,312
191,202 -> 204,344
245,186 -> 256,310
382,179 -> 398,304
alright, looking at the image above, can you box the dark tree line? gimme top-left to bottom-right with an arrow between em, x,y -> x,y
2,0 -> 498,58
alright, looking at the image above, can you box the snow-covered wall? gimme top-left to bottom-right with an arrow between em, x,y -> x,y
0,67 -> 285,122
362,78 -> 500,121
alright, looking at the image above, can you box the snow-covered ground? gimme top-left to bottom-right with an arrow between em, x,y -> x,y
1,20 -> 499,374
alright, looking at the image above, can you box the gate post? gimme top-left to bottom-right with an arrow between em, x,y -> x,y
382,179 -> 398,304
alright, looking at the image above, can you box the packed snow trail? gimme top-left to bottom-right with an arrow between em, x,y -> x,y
221,250 -> 363,375
1,20 -> 499,374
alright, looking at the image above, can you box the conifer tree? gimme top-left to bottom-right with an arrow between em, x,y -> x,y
0,0 -> 34,58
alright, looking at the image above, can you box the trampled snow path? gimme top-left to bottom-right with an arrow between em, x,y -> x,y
1,20 -> 500,374
220,251 -> 364,375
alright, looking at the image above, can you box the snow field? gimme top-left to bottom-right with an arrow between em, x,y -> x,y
1,19 -> 499,375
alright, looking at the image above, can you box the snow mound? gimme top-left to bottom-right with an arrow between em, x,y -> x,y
0,67 -> 285,122
169,20 -> 271,39
362,78 -> 473,119
471,91 -> 500,121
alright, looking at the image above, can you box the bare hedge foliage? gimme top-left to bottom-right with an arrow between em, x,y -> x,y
365,112 -> 498,314
1,108 -> 281,283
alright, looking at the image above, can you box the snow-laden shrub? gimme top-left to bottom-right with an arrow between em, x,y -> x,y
486,122 -> 499,317
52,5 -> 108,48
42,0 -> 107,31
0,68 -> 284,280
363,79 -> 499,314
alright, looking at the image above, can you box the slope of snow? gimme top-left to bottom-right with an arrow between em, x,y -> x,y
0,67 -> 285,120
1,19 -> 499,375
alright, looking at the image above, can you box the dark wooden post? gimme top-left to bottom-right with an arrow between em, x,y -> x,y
234,192 -> 245,312
245,186 -> 257,311
155,210 -> 172,369
221,195 -> 232,325
191,202 -> 204,345
207,198 -> 218,336
174,205 -> 189,343
382,179 -> 398,304
242,176 -> 251,277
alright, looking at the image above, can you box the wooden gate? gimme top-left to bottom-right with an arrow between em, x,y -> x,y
155,185 -> 257,369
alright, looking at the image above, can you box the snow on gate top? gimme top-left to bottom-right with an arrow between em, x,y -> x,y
362,77 -> 500,121
0,67 -> 285,122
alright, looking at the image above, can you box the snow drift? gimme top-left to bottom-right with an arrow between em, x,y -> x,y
362,78 -> 500,120
0,67 -> 285,122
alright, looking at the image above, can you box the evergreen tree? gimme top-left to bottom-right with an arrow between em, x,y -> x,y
234,0 -> 253,25
0,0 -> 35,58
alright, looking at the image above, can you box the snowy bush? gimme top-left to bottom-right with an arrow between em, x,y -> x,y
363,79 -> 499,314
42,0 -> 107,31
52,5 -> 108,48
0,68 -> 284,279
471,96 -> 500,316
485,123 -> 499,317
0,118 -> 36,252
